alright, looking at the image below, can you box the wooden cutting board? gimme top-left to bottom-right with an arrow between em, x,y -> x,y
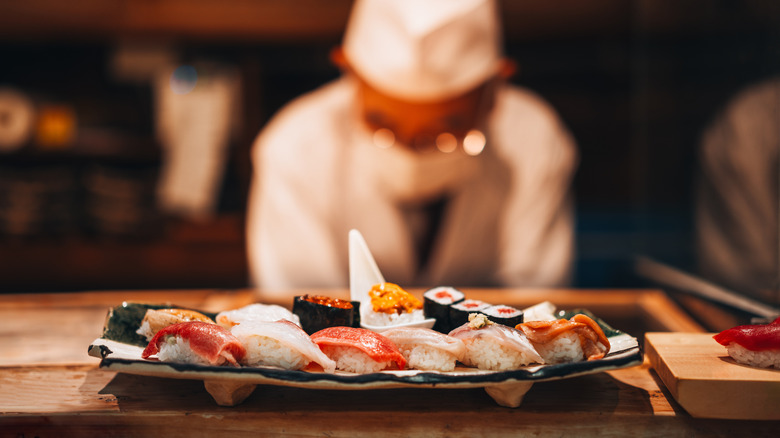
645,332 -> 780,420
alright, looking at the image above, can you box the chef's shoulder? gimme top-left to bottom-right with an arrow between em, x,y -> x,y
492,84 -> 577,164
253,78 -> 354,156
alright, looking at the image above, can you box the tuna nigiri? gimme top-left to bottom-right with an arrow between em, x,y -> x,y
311,326 -> 406,373
516,314 -> 611,364
231,319 -> 336,373
381,327 -> 466,371
449,313 -> 544,370
142,321 -> 246,367
713,317 -> 780,368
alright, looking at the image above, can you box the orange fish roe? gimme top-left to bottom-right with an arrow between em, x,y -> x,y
368,283 -> 423,315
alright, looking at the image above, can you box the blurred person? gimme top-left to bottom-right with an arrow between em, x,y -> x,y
247,0 -> 578,293
697,77 -> 780,305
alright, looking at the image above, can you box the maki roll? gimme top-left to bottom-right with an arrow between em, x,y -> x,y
481,305 -> 524,328
449,299 -> 491,331
423,286 -> 465,333
292,295 -> 361,335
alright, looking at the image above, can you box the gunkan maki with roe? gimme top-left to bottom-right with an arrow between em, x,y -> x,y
292,295 -> 361,335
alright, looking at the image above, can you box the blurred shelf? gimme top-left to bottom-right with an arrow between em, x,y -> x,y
5,0 -> 774,44
0,214 -> 248,293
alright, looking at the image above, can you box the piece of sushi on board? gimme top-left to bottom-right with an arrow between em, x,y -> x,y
230,319 -> 336,373
310,326 -> 406,373
448,299 -> 491,331
136,308 -> 215,341
292,295 -> 361,335
381,327 -> 466,372
480,304 -> 524,328
216,303 -> 301,328
449,313 -> 543,371
141,321 -> 246,367
423,286 -> 465,333
713,316 -> 780,369
516,314 -> 611,364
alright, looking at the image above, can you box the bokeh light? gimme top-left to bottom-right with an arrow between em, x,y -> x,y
462,129 -> 486,156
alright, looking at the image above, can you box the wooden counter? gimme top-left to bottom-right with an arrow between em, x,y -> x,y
1,288 -> 778,437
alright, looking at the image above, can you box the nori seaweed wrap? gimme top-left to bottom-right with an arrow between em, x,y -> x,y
448,299 -> 491,331
293,295 -> 361,335
481,304 -> 524,328
423,286 -> 465,333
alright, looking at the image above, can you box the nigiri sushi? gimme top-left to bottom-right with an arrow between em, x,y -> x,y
449,313 -> 544,370
311,326 -> 406,373
230,319 -> 336,373
381,327 -> 466,371
136,308 -> 215,341
713,316 -> 780,369
516,314 -> 611,364
216,303 -> 300,328
142,321 -> 246,367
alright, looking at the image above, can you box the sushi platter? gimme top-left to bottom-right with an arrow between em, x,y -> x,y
88,301 -> 641,407
87,230 -> 642,407
646,332 -> 780,420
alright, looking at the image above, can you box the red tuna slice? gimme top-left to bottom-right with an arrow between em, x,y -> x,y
310,326 -> 406,370
142,321 -> 246,366
713,317 -> 780,351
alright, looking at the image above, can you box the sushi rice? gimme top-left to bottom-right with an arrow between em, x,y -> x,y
156,336 -> 226,366
530,331 -> 585,364
362,308 -> 425,327
241,336 -> 309,370
724,343 -> 780,369
460,337 -> 541,371
395,344 -> 459,372
319,345 -> 394,374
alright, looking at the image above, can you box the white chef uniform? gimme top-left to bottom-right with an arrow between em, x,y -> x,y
245,0 -> 578,295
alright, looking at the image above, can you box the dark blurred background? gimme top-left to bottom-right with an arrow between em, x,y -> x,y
0,0 -> 778,296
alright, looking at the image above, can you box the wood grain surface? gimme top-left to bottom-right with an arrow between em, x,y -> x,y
646,332 -> 780,420
2,288 -> 779,437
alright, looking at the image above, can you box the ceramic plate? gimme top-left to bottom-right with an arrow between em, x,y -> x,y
88,302 -> 642,407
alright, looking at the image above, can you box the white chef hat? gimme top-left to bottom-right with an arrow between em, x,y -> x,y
343,0 -> 502,102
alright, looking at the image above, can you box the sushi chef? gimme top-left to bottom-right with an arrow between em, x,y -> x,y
246,0 -> 578,294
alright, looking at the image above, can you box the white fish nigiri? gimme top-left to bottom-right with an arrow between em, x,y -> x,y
381,327 -> 466,371
231,319 -> 336,373
449,314 -> 544,370
217,303 -> 301,328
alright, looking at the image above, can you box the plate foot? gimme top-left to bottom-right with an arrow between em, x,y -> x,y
204,380 -> 257,406
484,381 -> 534,407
